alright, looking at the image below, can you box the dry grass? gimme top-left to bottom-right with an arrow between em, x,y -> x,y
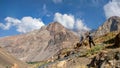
95,31 -> 119,44
85,44 -> 105,57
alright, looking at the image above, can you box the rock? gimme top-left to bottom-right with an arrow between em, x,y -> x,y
57,60 -> 67,68
95,16 -> 120,37
11,63 -> 18,68
88,51 -> 107,68
89,50 -> 120,68
114,32 -> 120,47
57,49 -> 73,59
114,51 -> 120,60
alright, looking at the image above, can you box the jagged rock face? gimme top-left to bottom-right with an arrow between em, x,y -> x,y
114,32 -> 120,47
95,16 -> 120,37
46,22 -> 78,48
0,22 -> 79,62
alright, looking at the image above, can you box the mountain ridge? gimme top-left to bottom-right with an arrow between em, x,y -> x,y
95,16 -> 120,37
0,22 -> 79,62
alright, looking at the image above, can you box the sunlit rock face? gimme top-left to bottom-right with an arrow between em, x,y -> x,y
95,16 -> 120,37
0,22 -> 79,62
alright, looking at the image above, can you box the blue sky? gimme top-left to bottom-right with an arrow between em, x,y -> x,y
0,0 -> 120,37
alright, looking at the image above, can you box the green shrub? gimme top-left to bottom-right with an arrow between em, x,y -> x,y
85,44 -> 105,56
27,61 -> 48,68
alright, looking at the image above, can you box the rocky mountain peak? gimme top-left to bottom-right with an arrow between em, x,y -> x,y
0,22 -> 79,62
108,16 -> 120,21
95,16 -> 120,37
46,22 -> 66,33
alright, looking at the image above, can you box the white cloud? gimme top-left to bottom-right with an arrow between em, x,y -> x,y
104,0 -> 120,18
54,12 -> 90,32
75,20 -> 90,32
17,17 -> 45,33
52,0 -> 63,4
54,13 -> 74,29
43,4 -> 47,14
0,22 -> 11,30
0,17 -> 21,30
0,16 -> 45,33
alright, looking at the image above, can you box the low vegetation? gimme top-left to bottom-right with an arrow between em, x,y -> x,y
28,61 -> 48,68
95,31 -> 119,44
85,44 -> 105,57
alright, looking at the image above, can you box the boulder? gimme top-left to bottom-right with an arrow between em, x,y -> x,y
114,32 -> 120,47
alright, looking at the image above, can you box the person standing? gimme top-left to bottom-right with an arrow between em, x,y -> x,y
87,32 -> 95,48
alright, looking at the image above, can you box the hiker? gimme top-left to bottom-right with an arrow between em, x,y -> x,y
87,32 -> 95,48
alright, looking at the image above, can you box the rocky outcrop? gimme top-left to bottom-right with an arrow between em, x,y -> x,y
95,16 -> 120,37
88,50 -> 120,68
0,22 -> 79,62
114,32 -> 120,47
88,51 -> 107,68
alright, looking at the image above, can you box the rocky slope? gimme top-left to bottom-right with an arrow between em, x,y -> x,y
0,47 -> 29,68
95,16 -> 120,37
35,16 -> 120,68
38,31 -> 120,68
114,32 -> 120,47
0,22 -> 79,62
45,57 -> 90,68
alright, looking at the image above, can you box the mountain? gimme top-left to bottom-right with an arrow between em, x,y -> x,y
95,16 -> 120,37
37,31 -> 120,68
0,47 -> 29,68
0,22 -> 79,62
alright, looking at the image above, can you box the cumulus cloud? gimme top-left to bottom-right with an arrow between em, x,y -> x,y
75,20 -> 90,32
54,13 -> 74,29
0,16 -> 45,33
104,0 -> 120,18
52,0 -> 63,4
54,12 -> 90,32
0,22 -> 11,30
